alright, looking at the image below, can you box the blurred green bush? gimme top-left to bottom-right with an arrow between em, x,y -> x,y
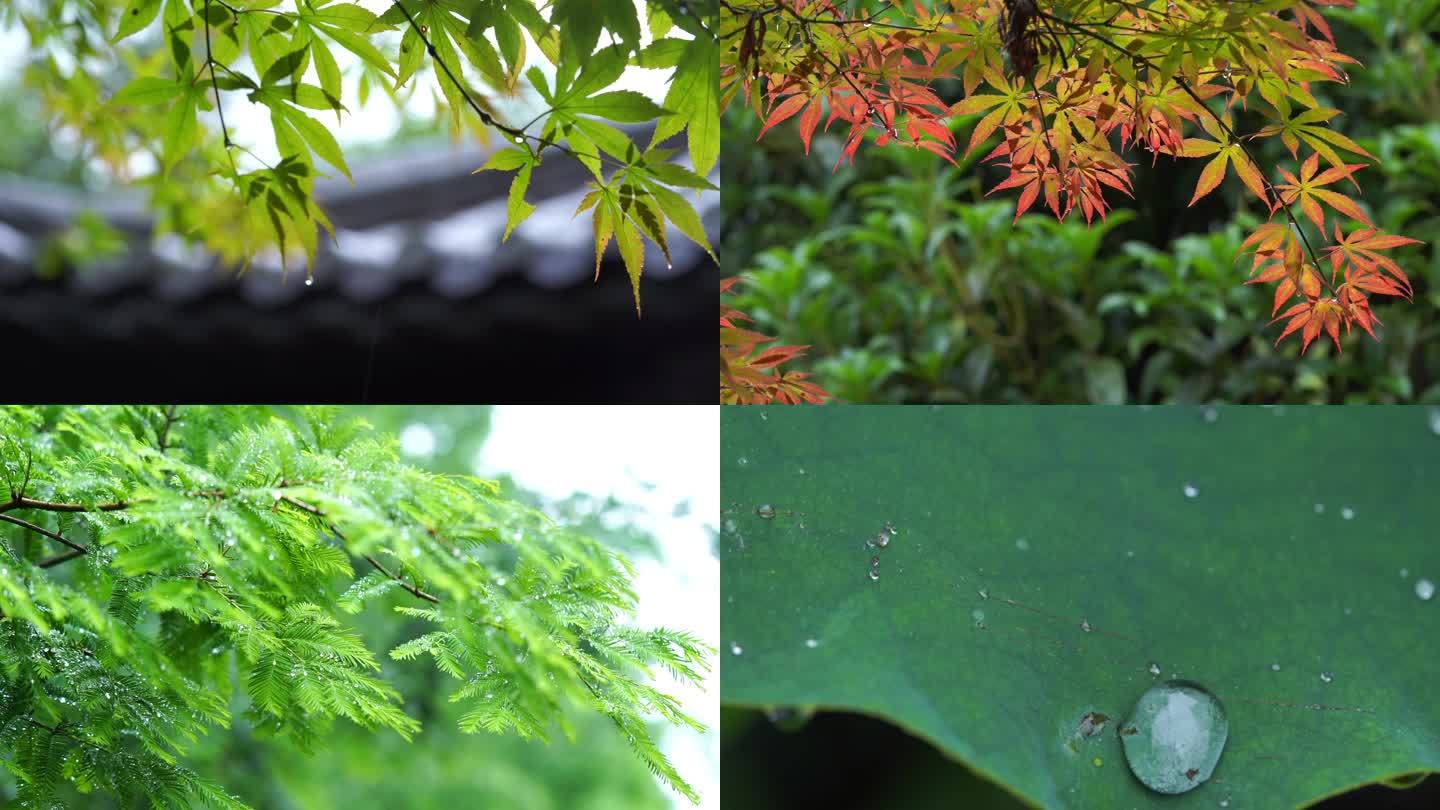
722,0 -> 1440,403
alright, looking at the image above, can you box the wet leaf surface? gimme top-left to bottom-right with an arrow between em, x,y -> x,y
721,406 -> 1440,808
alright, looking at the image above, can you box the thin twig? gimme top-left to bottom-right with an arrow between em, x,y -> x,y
0,514 -> 88,555
203,0 -> 238,176
156,405 -> 181,453
0,497 -> 131,514
364,553 -> 440,604
389,1 -> 618,168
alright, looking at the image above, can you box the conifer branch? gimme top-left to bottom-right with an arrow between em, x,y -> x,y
156,404 -> 182,453
0,496 -> 132,513
363,553 -> 441,604
0,514 -> 88,555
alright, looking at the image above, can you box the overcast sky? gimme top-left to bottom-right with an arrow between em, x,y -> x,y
476,405 -> 719,810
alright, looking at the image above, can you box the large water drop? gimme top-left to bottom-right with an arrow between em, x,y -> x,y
1119,680 -> 1229,795
755,504 -> 776,519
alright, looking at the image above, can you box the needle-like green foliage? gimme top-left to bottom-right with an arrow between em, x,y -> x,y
0,405 -> 711,807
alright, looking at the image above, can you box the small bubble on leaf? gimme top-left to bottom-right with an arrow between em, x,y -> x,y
1416,578 -> 1435,601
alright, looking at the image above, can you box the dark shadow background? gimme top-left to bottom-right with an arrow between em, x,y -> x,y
723,708 -> 1440,810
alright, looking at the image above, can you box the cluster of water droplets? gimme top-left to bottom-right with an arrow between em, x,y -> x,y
864,521 -> 896,582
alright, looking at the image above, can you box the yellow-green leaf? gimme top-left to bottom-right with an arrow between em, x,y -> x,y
114,0 -> 163,43
504,164 -> 536,241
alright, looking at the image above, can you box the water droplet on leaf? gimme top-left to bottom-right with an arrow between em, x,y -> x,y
1120,680 -> 1229,795
804,638 -> 818,649
1148,662 -> 1161,677
730,642 -> 743,656
1183,483 -> 1198,498
1016,538 -> 1030,551
978,588 -> 989,600
1270,663 -> 1280,672
304,277 -> 314,286
1320,671 -> 1333,683
1341,506 -> 1355,520
868,569 -> 880,582
1081,619 -> 1093,633
1416,578 -> 1435,601
755,504 -> 775,519
1314,503 -> 1325,514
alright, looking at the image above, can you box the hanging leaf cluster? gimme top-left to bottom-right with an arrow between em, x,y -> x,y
724,0 -> 1425,352
0,406 -> 711,807
721,277 -> 830,404
12,0 -> 719,314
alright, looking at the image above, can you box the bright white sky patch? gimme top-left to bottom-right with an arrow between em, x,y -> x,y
477,405 -> 719,810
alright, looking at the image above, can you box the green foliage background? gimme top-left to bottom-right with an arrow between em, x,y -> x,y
723,0 -> 1440,403
0,405 -> 711,808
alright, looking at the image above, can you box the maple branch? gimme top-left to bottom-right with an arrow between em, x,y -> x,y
202,0 -> 239,179
1034,9 -> 1340,298
389,1 -> 618,170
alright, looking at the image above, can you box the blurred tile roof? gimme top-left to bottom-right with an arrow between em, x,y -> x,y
0,128 -> 717,403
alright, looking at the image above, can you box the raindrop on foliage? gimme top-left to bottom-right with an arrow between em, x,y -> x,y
1401,568 -> 1409,578
1148,662 -> 1161,677
1081,619 -> 1093,633
1016,538 -> 1030,551
1119,680 -> 1229,795
730,642 -> 743,656
978,588 -> 989,600
755,504 -> 775,519
804,638 -> 818,649
1270,663 -> 1281,672
868,568 -> 880,582
1320,671 -> 1333,683
1341,506 -> 1355,520
1202,407 -> 1218,424
737,456 -> 749,467
1314,503 -> 1325,514
1183,483 -> 1198,498
1417,578 -> 1435,601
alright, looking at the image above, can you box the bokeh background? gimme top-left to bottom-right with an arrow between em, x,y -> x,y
722,0 -> 1440,404
0,405 -> 719,809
